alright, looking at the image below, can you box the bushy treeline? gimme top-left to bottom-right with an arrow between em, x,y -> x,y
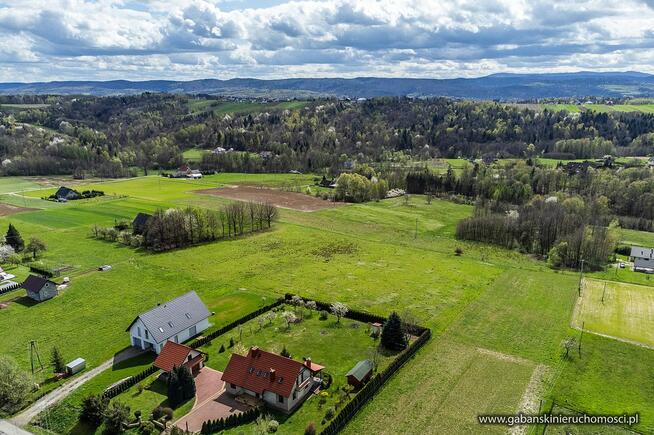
5,94 -> 654,177
456,197 -> 617,270
334,173 -> 388,203
142,202 -> 278,251
406,160 -> 654,223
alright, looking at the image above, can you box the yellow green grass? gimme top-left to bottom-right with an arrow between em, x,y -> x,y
573,278 -> 654,348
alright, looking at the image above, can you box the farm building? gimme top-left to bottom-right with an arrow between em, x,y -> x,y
222,346 -> 324,414
22,275 -> 58,302
154,341 -> 205,375
132,212 -> 152,235
630,246 -> 654,273
126,291 -> 211,354
346,360 -> 373,388
54,186 -> 81,201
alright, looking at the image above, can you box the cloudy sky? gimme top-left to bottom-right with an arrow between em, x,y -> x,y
1,0 -> 654,82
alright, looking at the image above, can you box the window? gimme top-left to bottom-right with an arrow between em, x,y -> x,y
137,327 -> 141,337
185,313 -> 192,319
277,394 -> 284,403
230,383 -> 236,389
174,335 -> 179,343
293,389 -> 297,400
158,327 -> 164,333
189,325 -> 197,336
168,321 -> 174,328
145,330 -> 149,339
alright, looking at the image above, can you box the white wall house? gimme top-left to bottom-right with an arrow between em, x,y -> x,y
630,246 -> 654,273
126,291 -> 211,354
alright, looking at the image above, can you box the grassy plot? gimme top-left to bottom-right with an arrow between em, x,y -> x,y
187,99 -> 307,115
32,353 -> 155,435
201,306 -> 397,434
572,279 -> 654,348
343,339 -> 535,435
551,333 -> 654,434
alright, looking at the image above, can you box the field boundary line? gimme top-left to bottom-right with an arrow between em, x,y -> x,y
570,325 -> 654,351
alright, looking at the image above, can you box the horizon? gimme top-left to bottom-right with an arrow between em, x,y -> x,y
2,0 -> 654,82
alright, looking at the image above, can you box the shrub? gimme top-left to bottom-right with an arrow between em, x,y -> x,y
103,401 -> 130,434
151,406 -> 164,420
325,406 -> 336,420
219,344 -> 225,353
267,420 -> 279,433
319,310 -> 328,320
80,394 -> 109,427
381,312 -> 407,351
321,372 -> 332,390
229,337 -> 234,347
140,421 -> 155,435
305,422 -> 316,435
454,247 -> 463,256
280,346 -> 291,358
162,407 -> 174,421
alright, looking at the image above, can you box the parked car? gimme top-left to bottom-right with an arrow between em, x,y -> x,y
619,262 -> 625,269
98,265 -> 112,271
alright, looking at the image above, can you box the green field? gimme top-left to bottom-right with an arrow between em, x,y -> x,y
540,103 -> 654,113
187,99 -> 307,115
573,279 -> 654,348
0,174 -> 652,433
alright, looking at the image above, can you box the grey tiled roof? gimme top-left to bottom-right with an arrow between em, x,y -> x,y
634,258 -> 654,270
630,246 -> 654,259
127,291 -> 210,343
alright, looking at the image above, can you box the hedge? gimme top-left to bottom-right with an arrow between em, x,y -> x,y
101,365 -> 157,399
200,407 -> 261,433
29,264 -> 59,278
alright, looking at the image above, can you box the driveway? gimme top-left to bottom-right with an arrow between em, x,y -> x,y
11,347 -> 145,427
175,368 -> 250,433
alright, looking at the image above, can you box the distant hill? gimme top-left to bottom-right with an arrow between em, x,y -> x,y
2,72 -> 654,99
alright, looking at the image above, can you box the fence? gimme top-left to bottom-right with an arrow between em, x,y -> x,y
102,366 -> 157,399
200,407 -> 261,434
0,281 -> 19,295
319,328 -> 431,435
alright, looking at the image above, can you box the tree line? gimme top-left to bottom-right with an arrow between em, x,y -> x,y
142,202 -> 278,251
456,197 -> 617,270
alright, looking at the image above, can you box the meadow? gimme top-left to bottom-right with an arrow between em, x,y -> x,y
186,99 -> 307,116
0,174 -> 652,433
572,278 -> 654,348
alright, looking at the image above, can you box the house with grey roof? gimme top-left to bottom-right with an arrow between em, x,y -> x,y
23,275 -> 58,302
126,291 -> 211,354
630,246 -> 654,273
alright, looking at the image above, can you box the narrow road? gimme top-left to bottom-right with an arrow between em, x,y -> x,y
11,347 -> 145,427
0,420 -> 33,435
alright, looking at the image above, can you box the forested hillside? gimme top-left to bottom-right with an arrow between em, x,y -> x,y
2,94 -> 654,178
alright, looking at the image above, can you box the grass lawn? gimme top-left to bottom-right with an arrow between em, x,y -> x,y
182,149 -> 207,162
200,305 -> 397,434
572,278 -> 654,348
344,338 -> 536,435
187,99 -> 308,116
551,333 -> 654,434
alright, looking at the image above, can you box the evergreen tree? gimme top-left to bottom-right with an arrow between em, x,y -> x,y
381,312 -> 407,351
5,224 -> 24,252
50,346 -> 65,373
167,365 -> 196,407
166,367 -> 181,407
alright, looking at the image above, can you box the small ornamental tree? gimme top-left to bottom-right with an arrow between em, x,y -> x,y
50,346 -> 65,374
0,356 -> 32,413
80,394 -> 109,427
5,224 -> 24,252
330,302 -> 349,323
26,237 -> 46,260
381,312 -> 407,351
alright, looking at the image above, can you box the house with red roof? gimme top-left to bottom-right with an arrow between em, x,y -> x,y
221,347 -> 324,413
154,341 -> 205,376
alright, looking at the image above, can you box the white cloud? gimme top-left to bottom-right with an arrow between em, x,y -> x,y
0,0 -> 653,81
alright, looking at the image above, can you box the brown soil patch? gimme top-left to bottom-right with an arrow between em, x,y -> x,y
196,185 -> 345,212
0,203 -> 36,216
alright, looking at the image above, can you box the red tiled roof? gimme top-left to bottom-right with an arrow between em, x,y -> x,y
154,341 -> 198,373
221,347 -> 322,398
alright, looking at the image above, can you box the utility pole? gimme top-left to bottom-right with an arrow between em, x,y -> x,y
578,259 -> 585,297
414,218 -> 418,239
578,321 -> 584,358
601,281 -> 607,304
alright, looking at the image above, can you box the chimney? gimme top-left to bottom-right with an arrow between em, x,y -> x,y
269,368 -> 275,381
251,346 -> 259,357
304,357 -> 311,367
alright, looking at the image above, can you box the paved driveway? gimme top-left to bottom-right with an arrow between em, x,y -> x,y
175,368 -> 250,432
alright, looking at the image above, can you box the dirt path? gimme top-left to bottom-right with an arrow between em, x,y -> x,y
196,185 -> 344,211
0,420 -> 34,435
11,347 -> 145,427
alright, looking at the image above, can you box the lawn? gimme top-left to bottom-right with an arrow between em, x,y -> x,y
182,148 -> 207,162
187,99 -> 308,115
572,278 -> 654,348
200,304 -> 398,434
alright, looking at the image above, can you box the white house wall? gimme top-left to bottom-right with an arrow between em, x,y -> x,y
129,317 -> 210,354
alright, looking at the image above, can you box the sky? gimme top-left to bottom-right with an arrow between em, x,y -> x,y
1,0 -> 654,82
